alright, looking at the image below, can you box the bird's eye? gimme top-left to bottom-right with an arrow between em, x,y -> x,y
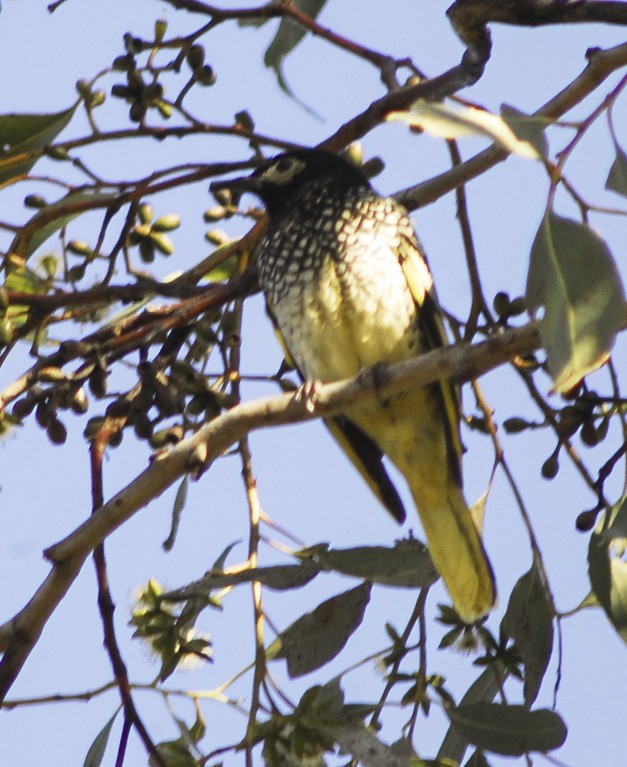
262,155 -> 305,185
274,157 -> 294,173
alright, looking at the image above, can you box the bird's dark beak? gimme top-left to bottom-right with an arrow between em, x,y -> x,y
209,175 -> 261,195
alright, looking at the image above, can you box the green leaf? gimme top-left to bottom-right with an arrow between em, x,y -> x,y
501,563 -> 554,705
271,582 -> 371,677
325,721 -> 418,767
204,253 -> 239,283
83,708 -> 121,767
605,144 -> 627,198
500,104 -> 548,157
525,211 -> 625,393
10,189 -> 117,259
0,105 -> 77,186
447,703 -> 567,756
163,476 -> 189,551
588,496 -> 627,644
312,540 -> 438,588
162,560 -> 320,601
437,664 -> 505,763
264,0 -> 327,95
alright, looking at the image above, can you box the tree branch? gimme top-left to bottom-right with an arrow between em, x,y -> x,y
0,321 -> 543,701
397,41 -> 627,210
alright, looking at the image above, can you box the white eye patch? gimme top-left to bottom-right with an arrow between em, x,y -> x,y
261,156 -> 306,185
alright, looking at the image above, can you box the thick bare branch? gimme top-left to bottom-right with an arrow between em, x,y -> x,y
0,321 -> 543,700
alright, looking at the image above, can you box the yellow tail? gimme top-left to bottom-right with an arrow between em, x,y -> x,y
411,479 -> 495,623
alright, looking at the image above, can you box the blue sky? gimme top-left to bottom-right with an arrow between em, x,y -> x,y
0,2 -> 626,765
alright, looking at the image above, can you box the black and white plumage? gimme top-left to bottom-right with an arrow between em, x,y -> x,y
212,149 -> 495,621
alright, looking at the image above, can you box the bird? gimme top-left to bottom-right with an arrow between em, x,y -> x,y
211,148 -> 495,622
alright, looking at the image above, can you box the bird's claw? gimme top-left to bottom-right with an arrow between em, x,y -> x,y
294,380 -> 320,413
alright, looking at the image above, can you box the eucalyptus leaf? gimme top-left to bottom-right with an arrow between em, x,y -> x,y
163,475 -> 189,551
0,104 -> 77,185
588,497 -> 627,644
83,708 -> 120,767
605,144 -> 627,198
272,582 -> 371,677
10,189 -> 117,259
387,100 -> 541,158
161,560 -> 320,600
264,0 -> 327,95
501,104 -> 548,157
313,540 -> 438,588
525,211 -> 625,393
501,563 -> 554,705
447,703 -> 567,756
437,664 -> 505,763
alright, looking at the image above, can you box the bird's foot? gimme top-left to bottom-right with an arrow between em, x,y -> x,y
293,380 -> 321,413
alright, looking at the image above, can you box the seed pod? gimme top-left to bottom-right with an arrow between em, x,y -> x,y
557,405 -> 582,439
203,206 -> 226,222
70,387 -> 89,415
143,82 -> 164,102
24,194 -> 47,209
139,238 -> 156,263
186,44 -> 205,71
90,90 -> 106,108
345,142 -> 364,167
541,453 -> 559,479
133,413 -> 154,440
66,240 -> 93,256
138,202 -> 154,225
149,231 -> 175,256
212,187 -> 232,207
47,417 -> 67,445
361,156 -> 385,179
111,84 -> 133,100
205,229 -> 230,246
129,101 -> 147,123
106,398 -> 133,418
112,53 -> 135,71
157,101 -> 172,119
152,213 -> 181,232
88,363 -> 108,398
154,19 -> 168,43
12,397 -> 37,420
67,263 -> 87,283
107,428 -> 123,448
123,32 -> 143,54
84,416 -> 105,440
576,509 -> 598,532
35,400 -> 53,429
127,68 -> 145,93
493,291 -> 510,317
580,420 -> 600,447
44,145 -> 69,161
197,64 -> 216,86
234,110 -> 254,131
76,79 -> 92,98
508,296 -> 526,316
503,416 -> 530,434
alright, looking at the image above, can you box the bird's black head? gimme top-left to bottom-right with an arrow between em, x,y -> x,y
210,149 -> 370,218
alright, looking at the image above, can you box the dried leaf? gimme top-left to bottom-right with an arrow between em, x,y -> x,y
387,100 -> 541,158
